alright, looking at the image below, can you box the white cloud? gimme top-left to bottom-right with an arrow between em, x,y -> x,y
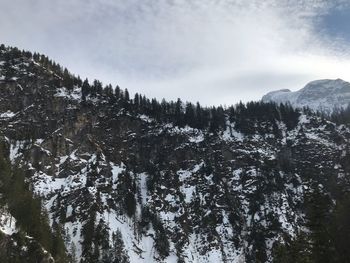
1,0 -> 350,105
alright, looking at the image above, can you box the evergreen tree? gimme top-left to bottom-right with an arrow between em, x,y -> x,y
152,216 -> 170,258
81,204 -> 97,262
111,229 -> 130,263
115,85 -> 121,100
124,89 -> 130,101
51,221 -> 68,263
273,233 -> 312,263
305,187 -> 335,263
3,60 -> 16,80
133,93 -> 140,108
62,68 -> 74,90
332,194 -> 350,262
175,98 -> 184,127
184,102 -> 195,127
0,145 -> 68,262
81,78 -> 90,101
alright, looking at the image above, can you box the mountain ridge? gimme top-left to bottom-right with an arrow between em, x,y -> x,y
1,44 -> 350,262
262,78 -> 350,113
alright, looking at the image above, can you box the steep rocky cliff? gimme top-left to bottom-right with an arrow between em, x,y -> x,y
1,45 -> 350,263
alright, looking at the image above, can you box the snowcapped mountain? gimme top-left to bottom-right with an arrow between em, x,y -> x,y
262,79 -> 350,113
1,45 -> 350,263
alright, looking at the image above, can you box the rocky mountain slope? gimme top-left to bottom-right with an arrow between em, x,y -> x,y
1,45 -> 350,263
262,79 -> 350,113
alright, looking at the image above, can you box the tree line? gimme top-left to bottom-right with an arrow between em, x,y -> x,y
0,44 -> 302,136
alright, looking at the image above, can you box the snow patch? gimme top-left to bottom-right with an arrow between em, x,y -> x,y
0,208 -> 17,235
0,111 -> 16,119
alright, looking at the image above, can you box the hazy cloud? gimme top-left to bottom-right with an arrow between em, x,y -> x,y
1,0 -> 350,105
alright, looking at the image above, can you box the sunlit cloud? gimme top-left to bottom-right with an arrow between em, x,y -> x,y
1,0 -> 350,105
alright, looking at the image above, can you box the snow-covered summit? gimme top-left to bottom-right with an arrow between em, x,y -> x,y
262,79 -> 350,113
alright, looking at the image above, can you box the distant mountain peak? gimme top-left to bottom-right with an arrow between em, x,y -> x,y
262,78 -> 350,113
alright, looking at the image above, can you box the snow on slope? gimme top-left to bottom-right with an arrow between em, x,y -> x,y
0,208 -> 17,235
262,79 -> 350,113
2,48 -> 350,262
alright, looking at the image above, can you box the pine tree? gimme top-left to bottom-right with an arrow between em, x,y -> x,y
273,233 -> 312,263
124,89 -> 130,101
133,93 -> 140,108
62,68 -> 74,90
81,78 -> 90,102
3,60 -> 16,80
152,216 -> 170,258
90,79 -> 103,97
0,145 -> 68,261
332,194 -> 350,262
111,230 -> 130,263
184,102 -> 195,127
175,98 -> 184,127
305,186 -> 335,263
115,85 -> 121,100
51,221 -> 68,263
81,205 -> 97,262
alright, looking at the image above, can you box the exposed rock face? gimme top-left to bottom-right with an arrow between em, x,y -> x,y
262,79 -> 350,113
1,46 -> 350,262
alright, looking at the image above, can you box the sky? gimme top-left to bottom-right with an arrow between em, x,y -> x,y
1,0 -> 350,105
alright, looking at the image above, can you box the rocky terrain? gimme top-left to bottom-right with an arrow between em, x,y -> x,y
1,45 -> 350,263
